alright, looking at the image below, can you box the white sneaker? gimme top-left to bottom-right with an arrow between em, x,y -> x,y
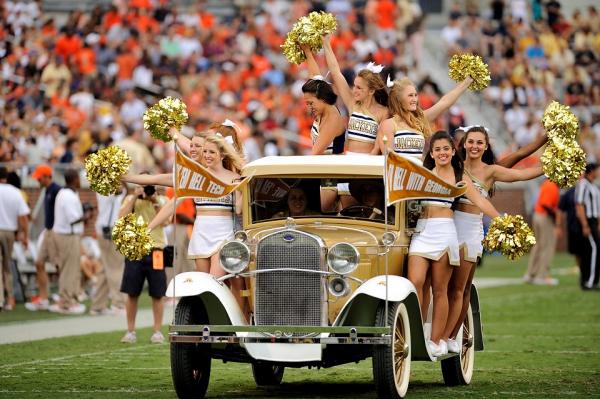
447,338 -> 460,353
25,298 -> 49,311
150,331 -> 165,344
427,339 -> 444,357
64,303 -> 86,315
438,339 -> 448,355
121,331 -> 137,343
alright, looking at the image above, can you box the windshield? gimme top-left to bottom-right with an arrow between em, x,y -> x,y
250,177 -> 395,225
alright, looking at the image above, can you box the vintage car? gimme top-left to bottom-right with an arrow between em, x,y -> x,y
167,155 -> 484,399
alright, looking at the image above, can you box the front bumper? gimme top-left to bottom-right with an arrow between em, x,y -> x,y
169,324 -> 392,345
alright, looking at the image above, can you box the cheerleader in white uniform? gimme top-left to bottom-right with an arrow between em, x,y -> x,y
374,76 -> 474,157
408,131 -> 501,357
299,44 -> 346,155
321,35 -> 389,155
441,126 -> 544,353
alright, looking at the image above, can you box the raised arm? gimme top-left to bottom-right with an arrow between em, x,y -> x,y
490,164 -> 543,183
311,112 -> 346,155
169,127 -> 192,155
463,176 -> 501,219
424,77 -> 473,122
121,173 -> 173,187
148,197 -> 176,230
497,132 -> 548,168
322,35 -> 354,111
300,44 -> 321,77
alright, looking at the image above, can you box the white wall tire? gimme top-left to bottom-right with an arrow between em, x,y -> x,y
373,302 -> 411,399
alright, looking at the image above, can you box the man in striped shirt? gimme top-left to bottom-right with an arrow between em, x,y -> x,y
575,163 -> 600,291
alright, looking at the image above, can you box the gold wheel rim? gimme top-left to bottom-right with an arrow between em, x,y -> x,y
393,312 -> 409,385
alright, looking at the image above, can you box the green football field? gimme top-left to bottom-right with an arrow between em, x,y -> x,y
1,253 -> 599,398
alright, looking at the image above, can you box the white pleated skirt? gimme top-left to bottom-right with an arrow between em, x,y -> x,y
409,218 -> 460,266
454,210 -> 484,262
188,215 -> 234,259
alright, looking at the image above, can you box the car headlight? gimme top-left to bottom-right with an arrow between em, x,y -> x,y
327,243 -> 359,275
219,241 -> 250,274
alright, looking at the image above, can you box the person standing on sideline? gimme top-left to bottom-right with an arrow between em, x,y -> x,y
558,187 -> 581,269
25,165 -> 61,311
0,166 -> 30,311
49,169 -> 87,314
524,179 -> 561,285
575,163 -> 600,290
89,188 -> 127,315
118,184 -> 168,344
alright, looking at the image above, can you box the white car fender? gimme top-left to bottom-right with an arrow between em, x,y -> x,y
166,272 -> 246,326
333,275 -> 418,326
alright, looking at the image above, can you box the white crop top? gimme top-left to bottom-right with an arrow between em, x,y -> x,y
346,108 -> 379,144
420,198 -> 454,208
194,193 -> 234,211
393,129 -> 425,159
457,170 -> 490,205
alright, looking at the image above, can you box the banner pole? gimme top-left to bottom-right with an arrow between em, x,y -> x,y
172,139 -> 178,322
382,136 -> 389,329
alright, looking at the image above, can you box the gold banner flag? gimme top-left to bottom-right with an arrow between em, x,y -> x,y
175,150 -> 249,199
386,152 -> 467,205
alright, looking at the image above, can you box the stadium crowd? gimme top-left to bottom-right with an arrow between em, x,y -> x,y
0,0 -> 431,175
440,0 -> 600,161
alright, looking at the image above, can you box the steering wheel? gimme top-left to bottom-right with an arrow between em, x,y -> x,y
339,205 -> 377,219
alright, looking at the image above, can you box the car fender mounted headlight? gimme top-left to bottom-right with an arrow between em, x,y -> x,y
327,243 -> 359,275
219,241 -> 250,274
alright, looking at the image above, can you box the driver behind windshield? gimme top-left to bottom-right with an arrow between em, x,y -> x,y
347,180 -> 386,220
272,187 -> 320,218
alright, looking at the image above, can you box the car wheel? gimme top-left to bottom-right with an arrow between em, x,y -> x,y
171,297 -> 211,399
373,302 -> 411,399
441,303 -> 475,386
252,362 -> 285,386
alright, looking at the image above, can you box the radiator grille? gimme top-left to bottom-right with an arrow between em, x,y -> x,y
255,230 -> 323,327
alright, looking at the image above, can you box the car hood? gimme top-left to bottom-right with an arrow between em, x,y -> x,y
246,222 -> 383,248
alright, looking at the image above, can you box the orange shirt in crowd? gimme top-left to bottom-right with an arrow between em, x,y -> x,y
54,34 -> 82,60
75,47 -> 96,75
131,0 -> 152,9
376,0 -> 397,29
198,12 -> 215,29
103,10 -> 123,29
534,180 -> 560,216
116,52 -> 138,81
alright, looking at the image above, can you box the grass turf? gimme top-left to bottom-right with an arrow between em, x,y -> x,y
1,253 -> 599,398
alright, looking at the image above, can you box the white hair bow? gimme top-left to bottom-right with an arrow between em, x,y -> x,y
364,62 -> 384,74
455,125 -> 490,134
386,75 -> 394,88
215,132 -> 235,145
221,119 -> 238,129
311,72 -> 332,84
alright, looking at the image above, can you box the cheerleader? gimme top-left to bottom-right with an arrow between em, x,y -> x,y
321,34 -> 390,154
408,131 -> 500,357
441,125 -> 545,353
147,135 -> 243,274
375,76 -> 473,158
299,44 -> 346,155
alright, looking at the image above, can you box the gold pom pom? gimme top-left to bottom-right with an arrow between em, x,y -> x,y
143,97 -> 188,142
448,53 -> 491,91
84,146 -> 131,196
541,138 -> 587,188
281,11 -> 337,65
112,214 -> 154,260
542,101 -> 579,141
483,214 -> 536,261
